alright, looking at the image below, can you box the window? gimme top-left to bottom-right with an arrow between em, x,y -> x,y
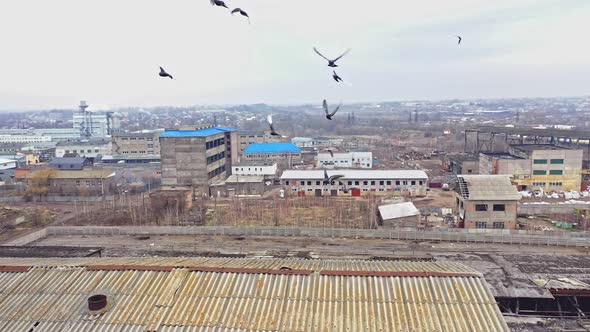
379,181 -> 384,185
402,181 -> 408,185
475,204 -> 488,211
65,150 -> 70,154
378,189 -> 384,192
355,181 -> 359,185
147,138 -> 153,141
370,181 -> 375,185
307,181 -> 312,186
493,204 -> 505,212
475,222 -> 487,229
533,159 -> 548,164
386,181 -> 391,185
419,181 -> 423,185
411,181 -> 416,186
285,181 -> 289,185
300,181 -> 305,185
95,150 -> 99,153
533,182 -> 546,187
395,181 -> 400,185
492,222 -> 505,229
348,181 -> 352,185
549,170 -> 563,175
292,188 -> 297,192
533,170 -> 547,175
147,144 -> 154,148
550,159 -> 564,164
363,181 -> 368,185
316,181 -> 320,185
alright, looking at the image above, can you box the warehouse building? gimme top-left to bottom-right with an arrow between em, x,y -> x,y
281,169 -> 428,197
0,256 -> 508,332
317,151 -> 373,169
26,169 -> 116,200
236,130 -> 286,152
378,201 -> 421,229
454,174 -> 521,229
111,131 -> 161,158
242,143 -> 302,170
55,139 -> 112,160
232,161 -> 278,179
159,126 -> 238,196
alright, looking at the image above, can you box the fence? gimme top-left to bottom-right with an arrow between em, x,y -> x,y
22,225 -> 590,248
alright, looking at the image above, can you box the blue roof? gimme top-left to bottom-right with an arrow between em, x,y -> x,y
160,127 -> 235,138
243,143 -> 302,154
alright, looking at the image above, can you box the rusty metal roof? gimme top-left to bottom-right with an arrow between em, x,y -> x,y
0,258 -> 508,331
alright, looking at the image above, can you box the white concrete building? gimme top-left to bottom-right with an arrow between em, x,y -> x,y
233,162 -> 278,178
281,169 -> 428,197
55,139 -> 112,159
318,151 -> 373,169
0,135 -> 52,144
0,128 -> 80,142
73,112 -> 120,138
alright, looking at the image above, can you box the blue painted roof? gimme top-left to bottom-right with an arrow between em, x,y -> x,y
160,127 -> 235,138
243,143 -> 302,154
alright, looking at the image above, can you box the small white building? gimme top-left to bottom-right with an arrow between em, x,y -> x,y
55,139 -> 112,159
378,202 -> 421,229
0,158 -> 17,170
318,151 -> 373,169
233,162 -> 278,178
0,135 -> 52,144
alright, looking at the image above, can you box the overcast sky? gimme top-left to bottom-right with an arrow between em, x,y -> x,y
1,0 -> 589,110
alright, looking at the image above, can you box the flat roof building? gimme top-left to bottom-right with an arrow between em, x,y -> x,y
242,143 -> 302,170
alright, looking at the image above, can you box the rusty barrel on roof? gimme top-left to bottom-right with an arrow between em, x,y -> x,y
88,294 -> 108,311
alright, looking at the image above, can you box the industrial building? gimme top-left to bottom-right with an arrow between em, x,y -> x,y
317,151 -> 373,169
454,175 -> 521,229
55,139 -> 112,159
111,131 -> 161,158
48,157 -> 92,170
232,161 -> 277,178
72,101 -> 120,138
159,126 -> 237,196
0,135 -> 52,144
0,257 -> 508,332
0,128 -> 80,142
445,154 -> 480,174
242,143 -> 302,170
26,169 -> 116,200
236,130 -> 285,152
281,170 -> 428,197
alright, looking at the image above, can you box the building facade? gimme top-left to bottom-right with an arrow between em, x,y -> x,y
0,128 -> 80,142
55,139 -> 112,159
26,169 -> 116,199
159,126 -> 237,196
281,170 -> 428,197
0,135 -> 52,144
232,161 -> 277,178
236,130 -> 285,152
73,112 -> 121,138
317,151 -> 373,169
242,143 -> 302,170
454,175 -> 520,230
480,145 -> 583,191
111,131 -> 161,157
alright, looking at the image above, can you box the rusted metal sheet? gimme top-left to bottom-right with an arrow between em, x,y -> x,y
0,266 -> 31,273
189,266 -> 313,275
319,270 -> 480,278
86,265 -> 174,272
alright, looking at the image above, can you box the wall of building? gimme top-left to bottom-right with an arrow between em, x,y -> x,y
243,152 -> 302,170
380,215 -> 420,229
55,142 -> 112,158
0,135 -> 52,144
317,152 -> 373,169
282,178 -> 428,197
455,195 -> 518,229
237,131 -> 284,152
111,132 -> 161,157
233,164 -> 277,177
527,149 -> 583,191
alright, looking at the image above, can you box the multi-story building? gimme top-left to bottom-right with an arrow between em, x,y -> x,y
454,175 -> 520,230
480,145 -> 583,191
242,143 -> 302,170
55,139 -> 112,159
280,170 -> 428,197
445,154 -> 480,175
236,130 -> 285,152
0,135 -> 52,144
232,161 -> 278,179
0,128 -> 80,142
317,151 -> 373,169
111,131 -> 161,157
159,126 -> 237,196
73,102 -> 121,138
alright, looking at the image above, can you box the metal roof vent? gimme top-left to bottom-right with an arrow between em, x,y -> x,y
88,294 -> 108,311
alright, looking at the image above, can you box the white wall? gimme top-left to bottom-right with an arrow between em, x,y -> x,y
56,143 -> 112,158
233,163 -> 277,176
0,135 -> 52,143
318,152 -> 373,169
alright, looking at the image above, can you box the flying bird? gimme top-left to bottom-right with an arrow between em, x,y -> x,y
313,47 -> 350,67
323,170 -> 344,185
231,8 -> 250,23
159,66 -> 173,79
210,0 -> 228,8
332,71 -> 343,83
456,36 -> 462,45
327,149 -> 334,158
323,99 -> 341,120
267,114 -> 285,137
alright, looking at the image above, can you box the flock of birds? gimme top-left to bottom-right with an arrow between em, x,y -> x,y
157,3 -> 463,190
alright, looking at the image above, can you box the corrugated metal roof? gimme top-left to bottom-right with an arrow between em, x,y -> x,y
281,169 -> 428,180
458,175 -> 520,201
0,258 -> 508,332
243,143 -> 302,154
378,202 -> 420,220
160,127 -> 235,138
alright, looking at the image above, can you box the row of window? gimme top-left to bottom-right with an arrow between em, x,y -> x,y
234,167 -> 266,172
73,179 -> 103,187
122,150 -> 155,154
533,170 -> 564,175
206,151 -> 225,165
64,149 -> 100,154
285,180 -> 424,186
206,138 -> 224,150
475,204 -> 506,212
532,182 -> 563,187
119,137 -> 154,141
475,222 -> 505,229
533,159 -> 564,165
208,165 -> 226,180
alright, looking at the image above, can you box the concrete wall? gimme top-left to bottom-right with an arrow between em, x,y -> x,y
381,215 -> 420,229
456,193 -> 518,229
518,203 -> 590,216
111,132 -> 161,157
284,178 -> 428,197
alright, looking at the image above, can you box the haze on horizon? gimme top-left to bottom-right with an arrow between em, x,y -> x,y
1,0 -> 589,111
